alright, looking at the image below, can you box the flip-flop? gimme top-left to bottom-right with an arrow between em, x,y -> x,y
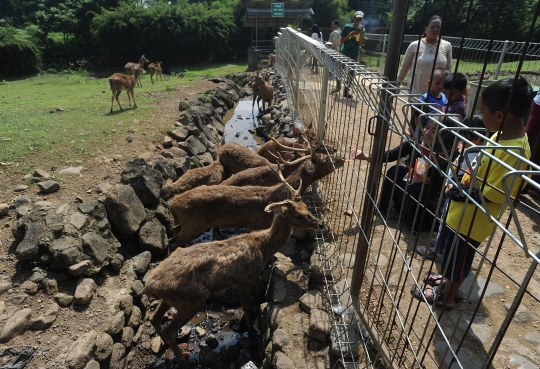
411,284 -> 439,305
416,245 -> 442,262
422,271 -> 443,286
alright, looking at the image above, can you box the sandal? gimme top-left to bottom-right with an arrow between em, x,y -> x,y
436,293 -> 454,311
436,280 -> 465,302
416,246 -> 442,262
422,271 -> 443,286
411,284 -> 439,305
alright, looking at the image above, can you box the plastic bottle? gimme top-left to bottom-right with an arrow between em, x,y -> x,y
416,157 -> 426,175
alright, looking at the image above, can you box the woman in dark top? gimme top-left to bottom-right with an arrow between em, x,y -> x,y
351,121 -> 457,232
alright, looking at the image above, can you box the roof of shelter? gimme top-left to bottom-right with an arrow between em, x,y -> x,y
244,1 -> 314,27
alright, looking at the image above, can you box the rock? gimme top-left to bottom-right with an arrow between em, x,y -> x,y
130,280 -> 144,297
42,278 -> 58,295
162,135 -> 173,148
299,291 -> 324,313
0,203 -> 8,216
37,180 -> 60,194
127,306 -> 142,329
138,220 -> 168,255
74,278 -> 97,305
68,260 -> 92,276
121,327 -> 134,348
81,232 -> 110,265
504,303 -> 533,323
0,282 -> 11,295
15,222 -> 44,261
166,147 -> 188,158
169,126 -> 189,141
20,280 -> 39,295
205,334 -> 219,349
273,351 -> 295,369
11,194 -> 31,208
84,360 -> 100,369
120,158 -> 162,205
116,294 -> 133,318
30,267 -> 47,283
153,158 -> 177,181
33,169 -> 50,179
9,294 -> 27,305
125,251 -> 151,277
14,185 -> 28,192
58,166 -> 83,175
55,293 -> 74,307
105,185 -> 146,236
45,213 -> 64,235
195,326 -> 207,337
108,311 -> 125,335
172,156 -> 191,177
29,304 -> 59,330
108,343 -> 126,369
180,135 -> 207,156
150,336 -> 163,353
96,183 -> 112,194
272,328 -> 290,350
70,212 -> 88,230
78,201 -> 99,214
16,206 -> 30,217
66,331 -> 98,369
309,309 -> 331,343
94,333 -> 114,362
199,346 -> 218,366
0,308 -> 32,343
109,253 -> 124,272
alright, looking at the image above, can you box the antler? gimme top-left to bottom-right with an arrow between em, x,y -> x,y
268,164 -> 302,198
270,137 -> 311,152
268,151 -> 312,166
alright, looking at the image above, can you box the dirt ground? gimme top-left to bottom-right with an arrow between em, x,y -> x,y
0,78 -> 218,369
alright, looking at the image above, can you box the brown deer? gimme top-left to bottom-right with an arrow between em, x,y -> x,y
145,186 -> 323,367
260,59 -> 269,69
222,149 -> 345,193
252,70 -> 273,113
148,61 -> 163,84
268,53 -> 276,67
169,169 -> 304,249
125,55 -> 149,87
160,143 -> 272,200
108,67 -> 146,114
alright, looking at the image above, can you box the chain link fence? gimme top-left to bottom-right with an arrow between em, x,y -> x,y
275,27 -> 540,369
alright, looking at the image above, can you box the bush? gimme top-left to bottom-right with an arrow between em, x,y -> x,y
0,27 -> 41,77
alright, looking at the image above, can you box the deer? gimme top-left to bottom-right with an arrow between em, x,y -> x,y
108,67 -> 146,114
148,61 -> 163,84
260,59 -> 270,69
125,55 -> 149,87
222,148 -> 345,193
145,181 -> 323,367
168,168 -> 317,250
252,70 -> 273,113
160,142 -> 272,200
268,53 -> 276,67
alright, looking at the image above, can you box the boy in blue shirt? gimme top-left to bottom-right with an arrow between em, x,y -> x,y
410,68 -> 449,136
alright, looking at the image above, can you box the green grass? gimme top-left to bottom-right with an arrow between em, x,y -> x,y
0,62 -> 247,173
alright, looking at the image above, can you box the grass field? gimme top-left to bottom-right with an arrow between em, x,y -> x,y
0,62 -> 247,173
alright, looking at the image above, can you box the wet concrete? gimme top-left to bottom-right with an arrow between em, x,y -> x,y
223,99 -> 264,149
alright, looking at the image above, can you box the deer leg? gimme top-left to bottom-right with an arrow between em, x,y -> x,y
149,300 -> 170,336
115,90 -> 124,112
160,307 -> 197,369
110,91 -> 115,114
130,89 -> 137,109
237,283 -> 254,337
168,225 -> 206,251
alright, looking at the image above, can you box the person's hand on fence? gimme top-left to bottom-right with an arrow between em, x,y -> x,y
412,170 -> 426,184
350,148 -> 370,161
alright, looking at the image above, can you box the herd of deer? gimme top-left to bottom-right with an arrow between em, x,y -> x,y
108,55 -> 163,113
144,126 -> 344,367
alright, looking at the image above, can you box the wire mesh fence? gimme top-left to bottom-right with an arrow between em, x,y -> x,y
362,34 -> 540,86
275,26 -> 540,369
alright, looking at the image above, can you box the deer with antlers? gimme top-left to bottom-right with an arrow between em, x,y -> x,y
168,167 -> 319,250
148,61 -> 163,84
145,179 -> 323,367
125,55 -> 149,87
160,142 -> 272,200
108,67 -> 146,114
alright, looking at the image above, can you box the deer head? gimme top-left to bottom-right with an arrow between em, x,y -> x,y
139,55 -> 149,65
264,199 -> 323,230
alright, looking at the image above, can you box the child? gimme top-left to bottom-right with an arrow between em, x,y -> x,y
409,68 -> 449,136
414,76 -> 533,310
442,72 -> 468,121
415,115 -> 485,262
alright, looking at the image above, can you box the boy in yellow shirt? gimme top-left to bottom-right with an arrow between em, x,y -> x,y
418,76 -> 533,309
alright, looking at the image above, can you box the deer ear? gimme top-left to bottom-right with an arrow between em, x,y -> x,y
307,121 -> 313,129
304,161 -> 315,173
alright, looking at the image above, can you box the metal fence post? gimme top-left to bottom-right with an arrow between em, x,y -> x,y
294,32 -> 301,118
317,43 -> 332,141
350,0 -> 408,298
494,40 -> 510,80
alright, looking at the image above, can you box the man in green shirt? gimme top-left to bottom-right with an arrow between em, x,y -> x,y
331,10 -> 365,98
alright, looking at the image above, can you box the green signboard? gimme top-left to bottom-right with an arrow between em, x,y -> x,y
271,3 -> 284,17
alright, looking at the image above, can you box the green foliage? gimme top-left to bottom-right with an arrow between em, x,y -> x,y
90,1 -> 237,66
0,27 -> 41,77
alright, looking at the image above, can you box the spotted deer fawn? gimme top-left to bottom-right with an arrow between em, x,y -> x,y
148,61 -> 163,83
108,67 -> 145,113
